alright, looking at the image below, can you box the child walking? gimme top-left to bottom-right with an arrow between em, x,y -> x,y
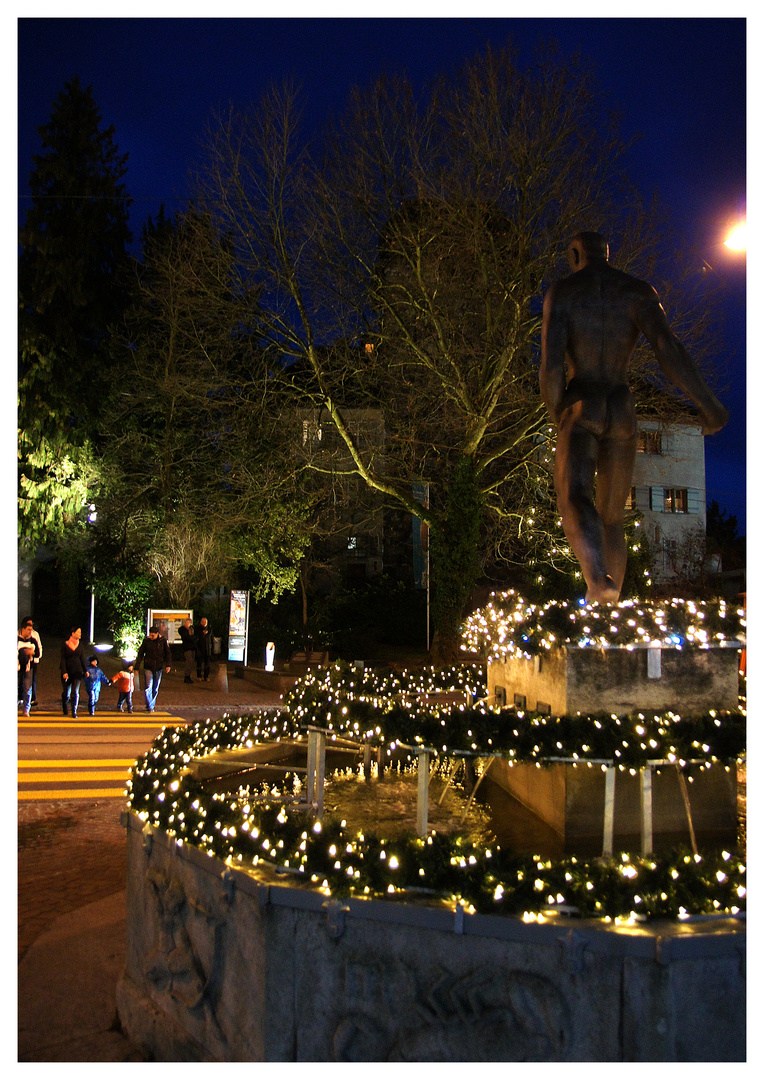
111,664 -> 135,713
83,654 -> 111,717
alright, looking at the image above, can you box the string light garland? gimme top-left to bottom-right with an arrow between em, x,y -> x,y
461,593 -> 745,660
126,656 -> 746,922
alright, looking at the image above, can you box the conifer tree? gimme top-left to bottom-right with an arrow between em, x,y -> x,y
18,76 -> 132,550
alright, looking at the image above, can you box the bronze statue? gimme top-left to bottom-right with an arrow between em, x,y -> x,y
540,231 -> 728,604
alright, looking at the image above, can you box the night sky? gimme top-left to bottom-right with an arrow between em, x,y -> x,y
16,14 -> 747,530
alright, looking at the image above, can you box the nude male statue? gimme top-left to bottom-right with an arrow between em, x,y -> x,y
540,231 -> 728,604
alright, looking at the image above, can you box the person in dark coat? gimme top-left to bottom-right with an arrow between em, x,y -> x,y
135,624 -> 172,712
195,617 -> 212,681
60,626 -> 87,718
178,618 -> 196,684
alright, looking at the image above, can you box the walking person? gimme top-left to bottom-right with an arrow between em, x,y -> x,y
60,626 -> 87,718
135,624 -> 172,712
179,618 -> 197,683
20,617 -> 42,707
18,624 -> 40,717
83,654 -> 111,717
111,662 -> 135,713
195,617 -> 212,682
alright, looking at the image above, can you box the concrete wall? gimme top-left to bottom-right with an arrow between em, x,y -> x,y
488,645 -> 740,716
487,759 -> 738,854
117,812 -> 745,1062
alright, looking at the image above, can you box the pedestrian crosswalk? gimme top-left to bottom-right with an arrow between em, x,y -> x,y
18,758 -> 134,800
18,709 -> 183,800
18,709 -> 177,726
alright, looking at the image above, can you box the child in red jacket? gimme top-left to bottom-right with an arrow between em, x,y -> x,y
111,665 -> 135,713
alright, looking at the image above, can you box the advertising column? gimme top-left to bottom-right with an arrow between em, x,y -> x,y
227,590 -> 250,665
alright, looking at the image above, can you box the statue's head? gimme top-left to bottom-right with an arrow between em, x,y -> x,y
568,231 -> 609,270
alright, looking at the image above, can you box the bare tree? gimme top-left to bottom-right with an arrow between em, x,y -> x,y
197,42 -> 722,658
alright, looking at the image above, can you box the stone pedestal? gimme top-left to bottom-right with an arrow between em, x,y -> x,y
117,813 -> 745,1062
483,644 -> 740,856
487,645 -> 740,716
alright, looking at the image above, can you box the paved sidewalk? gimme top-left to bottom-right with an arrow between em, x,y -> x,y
25,633 -> 287,716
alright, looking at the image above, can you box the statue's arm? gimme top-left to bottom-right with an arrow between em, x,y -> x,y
540,285 -> 568,425
636,288 -> 729,435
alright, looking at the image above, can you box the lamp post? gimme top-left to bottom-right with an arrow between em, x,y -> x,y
87,503 -> 97,645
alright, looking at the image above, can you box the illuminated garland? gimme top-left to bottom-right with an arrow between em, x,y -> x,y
461,593 -> 746,659
127,675 -> 746,921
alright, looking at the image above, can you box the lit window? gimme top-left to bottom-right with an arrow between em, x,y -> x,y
302,420 -> 323,446
663,488 -> 688,513
638,431 -> 662,454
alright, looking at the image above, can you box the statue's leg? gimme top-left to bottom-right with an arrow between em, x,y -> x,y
554,413 -> 615,601
596,387 -> 638,596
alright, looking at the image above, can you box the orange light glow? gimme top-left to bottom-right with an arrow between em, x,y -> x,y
724,222 -> 747,251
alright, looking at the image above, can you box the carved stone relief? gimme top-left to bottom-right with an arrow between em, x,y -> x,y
144,865 -> 228,1048
332,956 -> 571,1061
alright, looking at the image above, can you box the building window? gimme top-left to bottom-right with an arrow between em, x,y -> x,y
303,420 -> 323,446
663,488 -> 688,513
638,430 -> 663,454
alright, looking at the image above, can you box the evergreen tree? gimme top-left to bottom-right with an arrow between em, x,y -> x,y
18,76 -> 132,550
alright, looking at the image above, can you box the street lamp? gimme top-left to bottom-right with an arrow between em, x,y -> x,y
724,220 -> 747,252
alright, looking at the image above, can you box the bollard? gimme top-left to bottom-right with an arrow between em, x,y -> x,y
216,663 -> 229,694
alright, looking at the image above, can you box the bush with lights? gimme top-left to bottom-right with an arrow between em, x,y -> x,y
127,636 -> 746,923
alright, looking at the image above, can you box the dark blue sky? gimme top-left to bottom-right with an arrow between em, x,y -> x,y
17,15 -> 747,529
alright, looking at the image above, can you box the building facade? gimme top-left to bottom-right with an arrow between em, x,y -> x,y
629,420 -> 707,583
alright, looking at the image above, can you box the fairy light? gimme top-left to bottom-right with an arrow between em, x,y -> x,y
126,644 -> 746,921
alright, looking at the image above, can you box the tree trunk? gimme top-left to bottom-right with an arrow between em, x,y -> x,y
429,456 -> 483,665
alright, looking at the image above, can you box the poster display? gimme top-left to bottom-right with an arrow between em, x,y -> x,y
228,590 -> 250,663
147,609 -> 193,644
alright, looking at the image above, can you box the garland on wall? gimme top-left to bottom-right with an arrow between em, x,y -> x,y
127,659 -> 746,922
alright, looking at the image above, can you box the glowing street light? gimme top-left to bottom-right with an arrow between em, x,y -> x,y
724,221 -> 747,251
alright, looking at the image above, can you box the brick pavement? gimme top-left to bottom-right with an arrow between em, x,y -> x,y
18,798 -> 129,964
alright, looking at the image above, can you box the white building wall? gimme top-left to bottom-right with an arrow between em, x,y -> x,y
631,421 -> 706,582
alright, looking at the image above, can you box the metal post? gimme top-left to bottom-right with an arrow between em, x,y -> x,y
417,750 -> 430,838
459,757 -> 497,825
306,730 -> 317,807
603,766 -> 616,856
641,765 -> 653,856
675,763 -> 698,856
314,729 -> 326,819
